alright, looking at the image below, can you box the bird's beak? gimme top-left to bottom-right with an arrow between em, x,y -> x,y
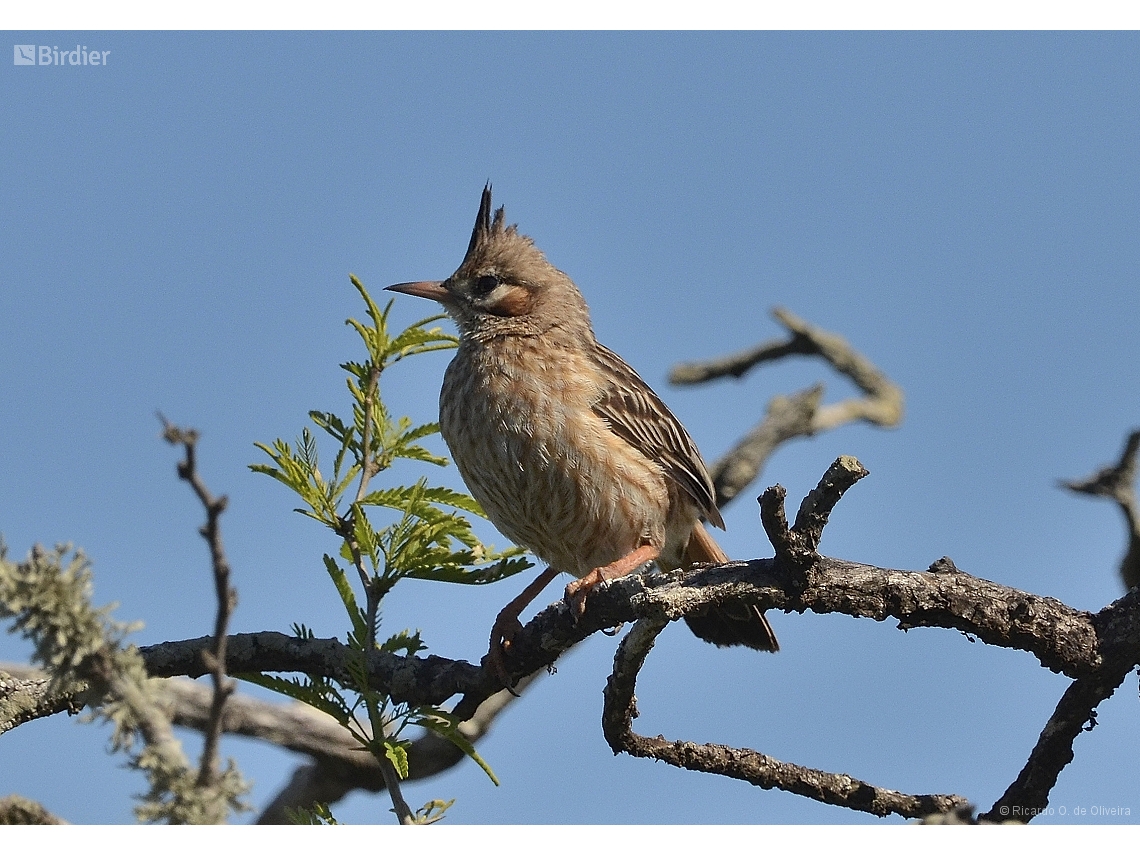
385,280 -> 452,304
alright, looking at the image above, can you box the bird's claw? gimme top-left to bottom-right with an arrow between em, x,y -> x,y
484,614 -> 524,692
563,576 -> 598,622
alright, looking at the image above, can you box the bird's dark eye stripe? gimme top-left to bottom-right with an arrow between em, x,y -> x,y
474,274 -> 500,295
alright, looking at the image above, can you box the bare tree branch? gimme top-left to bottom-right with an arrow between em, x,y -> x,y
980,671 -> 1126,822
710,386 -> 826,507
601,618 -> 969,820
159,415 -> 239,791
132,555 -> 1105,720
594,458 -> 1139,821
1061,429 -> 1140,590
11,456 -> 1137,823
1,666 -> 81,735
670,308 -> 905,428
675,308 -> 904,505
139,632 -> 495,710
759,455 -> 869,561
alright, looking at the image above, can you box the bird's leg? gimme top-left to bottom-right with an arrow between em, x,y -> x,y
564,543 -> 660,620
485,566 -> 561,689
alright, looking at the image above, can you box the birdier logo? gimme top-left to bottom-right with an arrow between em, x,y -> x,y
13,44 -> 111,66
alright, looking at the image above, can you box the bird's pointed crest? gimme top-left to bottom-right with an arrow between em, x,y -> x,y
464,184 -> 508,262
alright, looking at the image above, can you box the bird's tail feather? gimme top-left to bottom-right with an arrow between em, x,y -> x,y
682,524 -> 779,653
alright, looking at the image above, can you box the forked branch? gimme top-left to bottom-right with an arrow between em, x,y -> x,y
672,307 -> 904,505
159,414 -> 238,791
601,618 -> 969,820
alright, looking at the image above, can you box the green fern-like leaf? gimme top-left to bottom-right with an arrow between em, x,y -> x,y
360,483 -> 486,517
236,673 -> 352,725
413,708 -> 499,786
380,629 -> 427,656
405,554 -> 532,586
322,555 -> 368,642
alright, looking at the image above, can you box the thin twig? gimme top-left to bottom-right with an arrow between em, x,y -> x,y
757,455 -> 869,565
377,755 -> 415,824
668,332 -> 817,384
158,413 -> 237,790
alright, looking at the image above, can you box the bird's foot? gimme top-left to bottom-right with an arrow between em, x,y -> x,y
564,570 -> 604,621
483,611 -> 524,693
480,566 -> 561,693
564,544 -> 661,621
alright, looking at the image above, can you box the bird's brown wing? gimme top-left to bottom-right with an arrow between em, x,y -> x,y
590,342 -> 725,529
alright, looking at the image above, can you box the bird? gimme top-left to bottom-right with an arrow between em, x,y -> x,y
387,185 -> 777,685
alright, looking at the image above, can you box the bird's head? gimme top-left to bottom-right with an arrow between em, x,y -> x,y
387,185 -> 592,342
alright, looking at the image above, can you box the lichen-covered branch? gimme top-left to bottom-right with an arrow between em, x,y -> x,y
0,795 -> 66,825
0,545 -> 247,824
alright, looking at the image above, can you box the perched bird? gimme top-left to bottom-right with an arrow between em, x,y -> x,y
387,186 -> 777,684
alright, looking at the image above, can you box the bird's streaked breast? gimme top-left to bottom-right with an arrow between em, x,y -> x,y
439,336 -> 677,578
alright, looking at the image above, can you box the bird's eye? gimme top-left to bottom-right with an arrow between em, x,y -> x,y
473,274 -> 500,296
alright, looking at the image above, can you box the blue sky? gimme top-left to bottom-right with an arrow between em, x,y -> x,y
2,31 -> 1139,825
